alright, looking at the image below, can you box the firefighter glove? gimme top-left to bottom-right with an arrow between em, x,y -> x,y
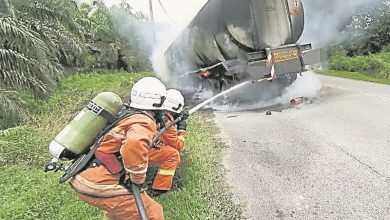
177,120 -> 187,131
134,183 -> 144,191
179,109 -> 189,121
161,113 -> 170,123
124,179 -> 144,191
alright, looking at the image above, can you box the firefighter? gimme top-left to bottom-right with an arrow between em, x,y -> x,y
69,77 -> 167,220
148,89 -> 188,196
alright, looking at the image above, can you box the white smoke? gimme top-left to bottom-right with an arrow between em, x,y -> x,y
300,0 -> 380,48
280,71 -> 322,101
106,0 -> 208,88
209,72 -> 322,112
151,25 -> 179,82
152,28 -> 198,88
109,7 -> 155,72
151,2 -> 208,88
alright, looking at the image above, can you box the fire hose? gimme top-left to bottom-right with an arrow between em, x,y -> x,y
150,95 -> 217,147
130,183 -> 148,220
131,85 -> 256,220
133,98 -> 214,219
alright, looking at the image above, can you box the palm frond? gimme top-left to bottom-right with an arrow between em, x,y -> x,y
0,17 -> 49,59
16,0 -> 65,23
14,0 -> 82,37
48,24 -> 83,54
0,49 -> 52,96
0,90 -> 27,129
0,17 -> 44,47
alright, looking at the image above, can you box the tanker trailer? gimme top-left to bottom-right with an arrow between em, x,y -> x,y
163,0 -> 321,96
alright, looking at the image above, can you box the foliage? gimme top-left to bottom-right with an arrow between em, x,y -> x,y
336,0 -> 390,56
0,0 -> 81,127
0,0 -> 150,128
75,2 -> 148,71
0,165 -> 99,220
0,72 -> 243,220
329,51 -> 390,78
157,113 -> 244,220
77,1 -> 119,43
110,6 -> 153,71
319,69 -> 390,85
327,1 -> 390,79
0,91 -> 27,130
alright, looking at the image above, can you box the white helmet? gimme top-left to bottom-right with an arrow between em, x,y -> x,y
163,89 -> 185,113
130,77 -> 167,110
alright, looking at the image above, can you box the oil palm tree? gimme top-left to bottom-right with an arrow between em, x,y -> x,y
0,0 -> 82,128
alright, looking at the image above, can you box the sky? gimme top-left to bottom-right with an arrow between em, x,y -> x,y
102,0 -> 208,29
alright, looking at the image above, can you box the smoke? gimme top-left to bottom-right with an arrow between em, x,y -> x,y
152,28 -> 199,89
208,72 -> 322,112
283,73 -> 321,98
106,0 -> 208,90
300,0 -> 380,48
151,25 -> 179,82
109,7 -> 156,71
151,5 -> 207,90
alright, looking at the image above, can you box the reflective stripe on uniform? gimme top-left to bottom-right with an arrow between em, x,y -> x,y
74,175 -> 123,190
125,167 -> 148,174
107,129 -> 126,139
158,169 -> 175,176
178,136 -> 185,143
70,175 -> 129,198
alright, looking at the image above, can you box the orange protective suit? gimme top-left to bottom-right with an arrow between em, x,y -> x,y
148,112 -> 186,191
70,112 -> 164,220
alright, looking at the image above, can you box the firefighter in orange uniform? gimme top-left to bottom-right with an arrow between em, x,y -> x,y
148,89 -> 188,196
70,77 -> 167,220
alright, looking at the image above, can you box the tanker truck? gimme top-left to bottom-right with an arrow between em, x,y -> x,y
163,0 -> 322,96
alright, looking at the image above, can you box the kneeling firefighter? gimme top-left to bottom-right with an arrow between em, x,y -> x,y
69,77 -> 167,220
148,89 -> 188,196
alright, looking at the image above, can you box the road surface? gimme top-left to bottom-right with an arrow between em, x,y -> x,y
214,74 -> 390,219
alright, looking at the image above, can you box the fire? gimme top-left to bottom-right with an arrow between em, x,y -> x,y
290,97 -> 304,106
200,71 -> 211,78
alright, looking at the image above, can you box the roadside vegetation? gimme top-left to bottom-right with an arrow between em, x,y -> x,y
319,70 -> 390,85
0,72 -> 243,220
328,50 -> 390,79
0,0 -> 151,129
325,0 -> 390,82
0,0 -> 243,218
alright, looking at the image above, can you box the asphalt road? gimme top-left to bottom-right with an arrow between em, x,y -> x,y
214,74 -> 390,220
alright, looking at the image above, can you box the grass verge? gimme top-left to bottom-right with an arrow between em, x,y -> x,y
318,70 -> 390,85
328,51 -> 390,78
0,72 -> 243,220
157,113 -> 243,219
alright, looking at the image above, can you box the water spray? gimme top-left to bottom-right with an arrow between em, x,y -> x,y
151,81 -> 251,145
188,81 -> 251,114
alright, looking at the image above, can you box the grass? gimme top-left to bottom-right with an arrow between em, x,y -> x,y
328,51 -> 390,79
318,70 -> 390,85
0,71 -> 243,220
157,113 -> 243,220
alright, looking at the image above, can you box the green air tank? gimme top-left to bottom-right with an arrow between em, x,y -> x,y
49,92 -> 123,160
